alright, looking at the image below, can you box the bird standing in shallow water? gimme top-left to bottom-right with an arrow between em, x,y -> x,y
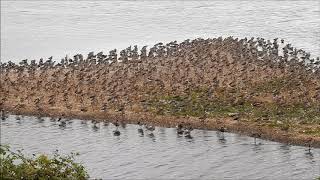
145,124 -> 155,131
0,110 -> 7,121
113,120 -> 121,136
217,126 -> 226,141
184,125 -> 193,139
137,121 -> 144,135
58,119 -> 66,127
219,126 -> 226,133
145,124 -> 155,136
176,124 -> 184,135
306,138 -> 313,152
92,120 -> 99,130
252,132 -> 261,145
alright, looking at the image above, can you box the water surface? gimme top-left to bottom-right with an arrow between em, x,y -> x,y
1,115 -> 319,179
1,1 -> 320,62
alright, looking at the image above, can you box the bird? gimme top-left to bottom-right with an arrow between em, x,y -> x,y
112,120 -> 121,136
251,132 -> 262,145
113,129 -> 121,136
137,121 -> 144,135
176,124 -> 184,135
219,126 -> 226,133
1,115 -> 6,121
37,116 -> 45,123
81,120 -> 87,124
306,138 -> 313,152
58,120 -> 66,127
145,124 -> 155,136
184,125 -> 193,138
145,124 -> 155,132
92,120 -> 99,130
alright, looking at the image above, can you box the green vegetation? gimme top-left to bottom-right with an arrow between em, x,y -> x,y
0,145 -> 89,179
147,85 -> 320,134
148,89 -> 319,120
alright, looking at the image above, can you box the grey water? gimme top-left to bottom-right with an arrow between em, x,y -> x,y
1,115 -> 320,179
1,1 -> 320,63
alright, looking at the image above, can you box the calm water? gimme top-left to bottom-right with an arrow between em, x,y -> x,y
1,1 -> 320,62
1,115 -> 320,179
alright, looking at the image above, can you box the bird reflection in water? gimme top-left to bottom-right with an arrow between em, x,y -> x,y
50,117 -> 56,122
36,116 -> 45,123
216,131 -> 226,144
279,144 -> 290,155
304,150 -> 315,163
66,119 -> 73,124
120,121 -> 126,129
103,121 -> 109,127
81,120 -> 87,125
147,132 -> 155,138
16,116 -> 22,124
15,115 -> 21,121
146,131 -> 156,142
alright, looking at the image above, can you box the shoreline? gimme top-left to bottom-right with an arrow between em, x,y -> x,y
4,106 -> 320,148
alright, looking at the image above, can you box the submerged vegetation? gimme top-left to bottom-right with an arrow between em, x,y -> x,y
0,145 -> 89,179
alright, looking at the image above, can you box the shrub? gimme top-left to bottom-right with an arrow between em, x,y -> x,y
0,145 -> 89,179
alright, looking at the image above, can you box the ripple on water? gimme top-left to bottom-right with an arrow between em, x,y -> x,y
1,115 -> 320,179
1,1 -> 319,62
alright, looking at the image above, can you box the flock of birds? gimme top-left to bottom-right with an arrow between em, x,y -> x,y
1,36 -> 319,116
1,110 -> 314,152
0,37 -> 319,151
1,110 -> 196,138
1,37 -> 320,72
1,111 -> 259,145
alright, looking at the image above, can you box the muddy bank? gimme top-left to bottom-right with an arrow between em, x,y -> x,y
4,106 -> 320,148
1,37 -> 320,147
